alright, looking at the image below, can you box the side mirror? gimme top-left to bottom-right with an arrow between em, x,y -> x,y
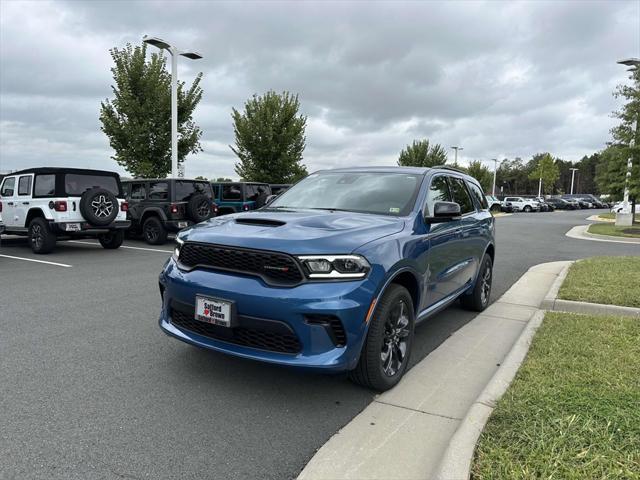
425,201 -> 461,223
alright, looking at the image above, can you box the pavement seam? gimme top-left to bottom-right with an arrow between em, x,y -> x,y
477,313 -> 529,323
373,399 -> 462,421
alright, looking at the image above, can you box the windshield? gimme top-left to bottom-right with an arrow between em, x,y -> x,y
268,172 -> 423,216
174,181 -> 212,201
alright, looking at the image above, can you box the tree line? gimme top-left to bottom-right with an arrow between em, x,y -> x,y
100,42 -> 638,202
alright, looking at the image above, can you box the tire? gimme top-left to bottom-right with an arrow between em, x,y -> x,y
187,194 -> 211,223
523,205 -> 532,212
349,284 -> 415,391
98,230 -> 124,249
142,216 -> 167,245
490,204 -> 501,213
461,254 -> 493,312
80,188 -> 119,226
28,217 -> 57,254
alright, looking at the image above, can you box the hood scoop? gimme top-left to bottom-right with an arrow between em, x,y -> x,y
235,217 -> 286,227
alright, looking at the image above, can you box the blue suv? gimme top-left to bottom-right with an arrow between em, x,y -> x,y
159,167 -> 495,390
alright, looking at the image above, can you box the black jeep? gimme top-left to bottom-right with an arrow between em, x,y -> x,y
122,178 -> 216,245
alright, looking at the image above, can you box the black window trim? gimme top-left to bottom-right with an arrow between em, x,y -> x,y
17,175 -> 33,196
465,179 -> 488,212
32,173 -> 57,198
447,175 -> 477,217
1,176 -> 16,197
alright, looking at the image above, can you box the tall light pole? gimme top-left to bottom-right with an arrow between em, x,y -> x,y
143,35 -> 203,178
451,146 -> 463,166
616,58 -> 639,223
569,168 -> 578,194
491,158 -> 502,196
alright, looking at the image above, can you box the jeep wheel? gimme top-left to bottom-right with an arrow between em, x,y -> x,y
349,284 -> 414,391
461,254 -> 493,312
490,204 -> 501,213
28,217 -> 57,254
143,216 -> 167,245
187,194 -> 211,223
523,205 -> 532,212
98,230 -> 124,249
80,188 -> 119,226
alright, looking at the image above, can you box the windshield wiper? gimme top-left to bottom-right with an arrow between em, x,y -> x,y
306,207 -> 352,213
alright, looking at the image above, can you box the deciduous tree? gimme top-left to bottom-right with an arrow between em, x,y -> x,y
397,139 -> 447,168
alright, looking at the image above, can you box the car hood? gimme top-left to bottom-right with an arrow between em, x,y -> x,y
180,209 -> 407,254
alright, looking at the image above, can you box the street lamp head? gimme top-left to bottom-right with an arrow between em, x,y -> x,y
617,58 -> 640,68
143,35 -> 171,50
180,51 -> 203,60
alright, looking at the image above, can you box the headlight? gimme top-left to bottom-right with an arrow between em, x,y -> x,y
297,255 -> 370,279
173,236 -> 184,261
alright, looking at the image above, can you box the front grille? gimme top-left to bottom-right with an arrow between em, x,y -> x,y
178,243 -> 304,286
305,314 -> 347,347
171,309 -> 302,354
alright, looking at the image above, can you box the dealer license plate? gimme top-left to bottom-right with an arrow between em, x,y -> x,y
195,295 -> 233,327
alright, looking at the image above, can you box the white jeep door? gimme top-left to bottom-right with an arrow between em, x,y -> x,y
14,174 -> 34,227
0,176 -> 18,227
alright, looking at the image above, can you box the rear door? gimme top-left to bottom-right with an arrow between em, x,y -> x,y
128,182 -> 147,224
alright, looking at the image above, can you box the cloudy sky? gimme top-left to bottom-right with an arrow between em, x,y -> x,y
0,0 -> 638,179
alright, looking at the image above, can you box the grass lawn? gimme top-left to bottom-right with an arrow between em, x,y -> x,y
472,312 -> 640,480
558,256 -> 640,308
597,212 -> 640,221
588,222 -> 640,239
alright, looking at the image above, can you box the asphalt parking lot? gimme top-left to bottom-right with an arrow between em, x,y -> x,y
1,209 -> 638,480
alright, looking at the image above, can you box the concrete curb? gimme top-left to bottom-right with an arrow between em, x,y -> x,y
542,261 -> 640,318
586,214 -> 614,223
565,225 -> 640,244
433,310 -> 545,480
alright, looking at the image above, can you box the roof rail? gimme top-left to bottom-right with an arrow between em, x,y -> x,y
432,165 -> 467,174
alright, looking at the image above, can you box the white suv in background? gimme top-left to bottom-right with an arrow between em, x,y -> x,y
503,196 -> 540,212
0,167 -> 130,254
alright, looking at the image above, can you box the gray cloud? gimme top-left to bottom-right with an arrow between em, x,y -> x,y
1,0 -> 638,179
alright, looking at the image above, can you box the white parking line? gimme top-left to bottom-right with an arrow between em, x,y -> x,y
0,254 -> 72,268
66,240 -> 172,253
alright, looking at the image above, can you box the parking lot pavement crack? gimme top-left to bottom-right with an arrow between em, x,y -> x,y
373,399 -> 462,421
478,313 -> 529,323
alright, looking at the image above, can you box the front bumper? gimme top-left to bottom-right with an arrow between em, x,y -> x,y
158,258 -> 377,371
51,220 -> 131,234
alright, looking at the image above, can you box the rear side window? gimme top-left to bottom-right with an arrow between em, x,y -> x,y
130,183 -> 146,200
148,182 -> 168,200
34,174 -> 56,197
174,181 -> 212,201
245,184 -> 258,201
18,176 -> 32,196
449,177 -> 475,214
1,177 -> 15,196
65,174 -> 119,196
222,184 -> 242,201
467,181 -> 488,210
212,184 -> 220,198
425,176 -> 451,216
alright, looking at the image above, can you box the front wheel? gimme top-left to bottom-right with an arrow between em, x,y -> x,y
28,217 -> 57,254
523,205 -> 532,212
349,284 -> 415,391
98,230 -> 124,249
142,216 -> 168,245
461,254 -> 493,312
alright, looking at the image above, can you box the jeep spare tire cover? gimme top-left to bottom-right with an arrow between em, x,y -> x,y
80,188 -> 119,226
187,194 -> 211,223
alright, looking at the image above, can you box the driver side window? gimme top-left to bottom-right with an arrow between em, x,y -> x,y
425,176 -> 451,216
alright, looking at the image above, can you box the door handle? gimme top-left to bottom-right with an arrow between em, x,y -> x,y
22,201 -> 29,205
7,202 -> 14,206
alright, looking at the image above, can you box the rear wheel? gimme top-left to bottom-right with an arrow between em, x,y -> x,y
98,230 -> 124,249
461,254 -> 493,312
28,217 -> 57,254
142,216 -> 167,245
523,205 -> 532,212
349,284 -> 414,391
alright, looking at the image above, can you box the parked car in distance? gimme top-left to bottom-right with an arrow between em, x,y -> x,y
0,167 -> 130,253
211,182 -> 272,215
122,178 -> 215,245
0,209 -> 4,246
485,195 -> 513,213
561,194 -> 604,209
531,197 -> 555,212
269,184 -> 292,196
159,166 -> 496,391
546,197 -> 576,210
503,196 -> 540,212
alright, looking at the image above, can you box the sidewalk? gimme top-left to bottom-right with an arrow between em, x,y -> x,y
299,261 -> 569,480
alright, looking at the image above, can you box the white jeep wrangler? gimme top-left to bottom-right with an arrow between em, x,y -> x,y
0,167 -> 130,254
503,196 -> 540,213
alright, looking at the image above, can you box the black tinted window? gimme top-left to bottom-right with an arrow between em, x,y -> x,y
212,184 -> 220,198
174,181 -> 211,201
1,177 -> 15,196
18,176 -> 32,196
65,174 -> 119,196
426,176 -> 451,216
34,174 -> 55,197
130,183 -> 146,200
149,182 -> 168,200
467,181 -> 488,210
449,177 -> 475,214
222,184 -> 242,201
